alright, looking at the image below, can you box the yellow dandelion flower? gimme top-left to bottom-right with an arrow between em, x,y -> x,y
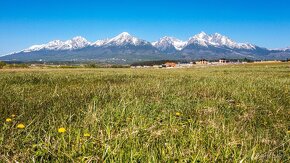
175,112 -> 181,116
11,114 -> 16,118
17,123 -> 25,129
6,118 -> 12,122
288,130 -> 290,134
58,127 -> 66,133
84,133 -> 91,137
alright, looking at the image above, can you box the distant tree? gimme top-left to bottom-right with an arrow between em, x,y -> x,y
131,60 -> 180,66
110,65 -> 130,68
0,61 -> 6,69
241,58 -> 253,62
5,63 -> 29,68
85,63 -> 101,68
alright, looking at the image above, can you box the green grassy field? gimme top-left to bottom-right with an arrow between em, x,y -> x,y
0,63 -> 289,162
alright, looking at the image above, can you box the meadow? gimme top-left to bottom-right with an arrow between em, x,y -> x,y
0,63 -> 289,162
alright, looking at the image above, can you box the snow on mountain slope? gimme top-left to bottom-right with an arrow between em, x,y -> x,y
152,36 -> 186,51
92,39 -> 109,47
187,32 -> 210,47
276,46 -> 290,51
66,36 -> 90,49
104,32 -> 150,46
187,32 -> 256,49
91,32 -> 151,47
23,36 -> 90,52
21,32 -> 151,53
18,32 -> 260,54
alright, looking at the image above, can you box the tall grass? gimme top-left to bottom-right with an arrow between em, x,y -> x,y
0,63 -> 289,162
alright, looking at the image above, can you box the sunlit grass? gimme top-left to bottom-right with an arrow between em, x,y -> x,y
0,63 -> 289,162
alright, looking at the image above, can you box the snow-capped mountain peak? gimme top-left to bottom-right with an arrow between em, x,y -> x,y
210,33 -> 236,47
70,36 -> 88,43
187,32 -> 255,49
24,40 -> 65,52
23,37 -> 91,52
152,36 -> 186,51
195,31 -> 208,39
117,32 -> 131,37
105,32 -> 149,46
188,32 -> 210,46
65,36 -> 90,49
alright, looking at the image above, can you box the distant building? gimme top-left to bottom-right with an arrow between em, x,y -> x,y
196,59 -> 208,64
177,62 -> 194,68
153,65 -> 161,68
163,62 -> 176,67
219,59 -> 228,64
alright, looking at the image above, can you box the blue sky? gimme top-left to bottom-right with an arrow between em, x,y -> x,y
0,0 -> 290,54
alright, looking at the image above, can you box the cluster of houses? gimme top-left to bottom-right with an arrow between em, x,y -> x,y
131,59 -> 244,68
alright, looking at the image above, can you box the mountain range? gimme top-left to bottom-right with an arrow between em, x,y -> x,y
1,32 -> 289,63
